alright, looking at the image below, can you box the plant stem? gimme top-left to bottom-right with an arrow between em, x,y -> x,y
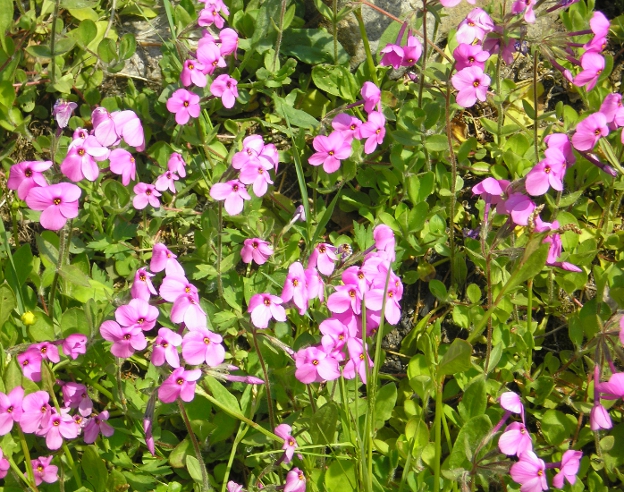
333,0 -> 338,63
532,49 -> 539,159
445,69 -> 458,286
418,0 -> 428,107
8,451 -> 38,492
178,400 -> 212,491
49,0 -> 61,84
354,8 -> 378,86
48,224 -> 68,321
17,427 -> 39,491
62,442 -> 82,488
432,376 -> 444,492
252,327 -> 276,432
526,279 -> 533,372
216,202 -> 224,297
272,0 -> 288,71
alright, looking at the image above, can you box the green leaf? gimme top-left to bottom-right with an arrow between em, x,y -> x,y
281,28 -> 349,65
310,402 -> 338,445
312,64 -> 358,100
0,0 -> 12,51
424,134 -> 449,152
312,0 -> 333,19
0,282 -> 17,328
82,446 -> 108,492
458,376 -> 486,422
407,171 -> 434,204
98,38 -> 117,63
374,383 -> 397,428
249,0 -> 280,54
169,438 -> 192,468
273,94 -> 318,129
448,414 -> 491,470
119,33 -> 136,60
60,307 -> 89,336
72,20 -> 97,48
61,0 -> 98,7
59,264 -> 92,288
466,284 -> 481,304
28,310 -> 55,341
429,279 -> 447,302
506,240 -> 550,291
203,375 -> 241,413
325,460 -> 356,492
438,339 -> 472,377
185,455 -> 203,483
25,45 -> 52,58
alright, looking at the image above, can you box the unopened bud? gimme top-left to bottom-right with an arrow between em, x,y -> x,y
21,311 -> 35,325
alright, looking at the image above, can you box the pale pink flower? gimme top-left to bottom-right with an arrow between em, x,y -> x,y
590,403 -> 612,430
498,422 -> 533,456
361,81 -> 381,113
281,261 -> 308,315
168,152 -> 187,177
571,112 -> 609,151
294,346 -> 341,384
170,293 -> 208,331
510,451 -> 548,492
456,8 -> 494,44
41,409 -> 79,450
61,135 -> 109,182
196,36 -> 226,75
20,391 -> 52,433
552,450 -> 582,488
59,381 -> 92,417
133,183 -> 161,210
181,59 -> 207,87
284,467 -> 306,492
155,170 -> 179,193
218,28 -> 239,57
210,179 -> 251,215
0,447 -> 9,479
99,321 -> 148,358
131,268 -> 157,300
241,238 -> 273,265
331,113 -> 362,140
274,424 -> 299,463
452,66 -> 491,107
181,328 -> 225,366
0,386 -> 24,435
30,456 -> 58,486
109,148 -> 137,186
166,89 -> 201,125
357,111 -> 386,154
151,327 -> 182,368
25,182 -> 81,231
52,100 -> 77,128
525,148 -> 566,196
83,411 -> 114,444
210,74 -> 238,109
308,131 -> 353,173
574,51 -> 605,91
512,0 -> 537,23
308,243 -> 338,276
248,293 -> 287,328
7,160 -> 52,200
150,243 -> 184,276
158,367 -> 202,403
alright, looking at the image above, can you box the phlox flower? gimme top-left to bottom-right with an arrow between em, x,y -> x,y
500,391 -> 524,415
100,320 -> 148,358
155,170 -> 179,193
320,317 -> 351,352
241,238 -> 273,265
0,386 -> 24,435
248,293 -> 287,328
596,372 -> 624,399
83,411 -> 114,444
498,422 -> 533,456
451,66 -> 490,108
281,261 -> 308,315
599,93 -> 622,125
552,450 -> 582,488
332,113 -> 362,140
227,481 -> 243,492
365,281 -> 402,325
144,417 -> 155,455
574,51 -> 605,91
158,367 -> 202,403
294,346 -> 341,384
361,81 -> 381,113
151,243 -> 184,276
453,43 -> 490,71
590,402 -> 612,430
284,468 -> 306,492
343,338 -> 374,383
17,348 -> 43,382
0,447 -> 9,479
510,451 -> 548,492
305,267 -> 325,302
232,134 -> 265,169
274,424 -> 299,464
52,100 -> 77,129
181,328 -> 225,367
584,11 -> 610,52
109,148 -> 137,186
41,409 -> 79,450
133,182 -> 161,210
373,224 -> 396,260
379,43 -> 404,69
571,112 -> 609,151
327,284 -> 363,316
544,133 -> 575,167
59,381 -> 92,417
239,161 -> 273,197
115,298 -> 159,331
152,327 -> 182,368
20,391 -> 52,433
30,456 -> 58,486
181,59 -> 207,87
166,89 -> 201,125
61,135 -> 110,182
504,193 -> 536,226
32,341 -> 60,363
525,148 -> 566,196
402,35 -> 423,66
210,74 -> 239,109
91,108 -> 145,150
218,28 -> 239,57
358,111 -> 386,154
198,1 -> 229,29
159,275 -> 198,302
440,0 -> 475,6
308,131 -> 353,173
456,8 -> 494,44
25,182 -> 81,231
308,243 -> 338,276
210,180 -> 251,215
131,268 -> 158,301
170,293 -> 208,331
168,152 -> 187,177
8,160 -> 52,200
196,37 -> 226,75
512,0 -> 536,23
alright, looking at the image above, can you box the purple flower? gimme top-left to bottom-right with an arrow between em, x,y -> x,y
25,182 -> 82,231
294,346 -> 341,384
83,411 -> 114,444
133,182 -> 161,210
181,328 -> 226,367
284,467 -> 306,492
131,268 -> 157,301
158,367 -> 202,403
166,89 -> 201,125
510,451 -> 548,492
100,320 -> 148,358
241,238 -> 273,265
308,131 -> 353,173
52,100 -> 77,128
210,179 -> 251,215
7,160 -> 52,200
210,74 -> 239,109
275,424 -> 299,463
552,450 -> 582,488
452,66 -> 491,108
30,456 -> 58,486
248,293 -> 287,328
361,81 -> 381,113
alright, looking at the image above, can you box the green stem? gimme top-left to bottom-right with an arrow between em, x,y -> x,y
432,377 -> 444,492
526,279 -> 533,372
49,0 -> 61,83
72,368 -> 114,400
272,0 -> 288,71
17,427 -> 39,491
532,49 -> 539,159
418,0 -> 427,107
8,451 -> 38,492
48,225 -> 68,320
445,68 -> 458,287
333,0 -> 338,64
178,400 -> 211,491
216,202 -> 224,297
220,424 -> 248,492
252,327 -> 276,432
62,442 -> 82,488
354,8 -> 378,86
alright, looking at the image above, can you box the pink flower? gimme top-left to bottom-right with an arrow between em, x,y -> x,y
133,182 -> 161,210
52,100 -> 77,128
7,160 -> 52,200
453,43 -> 490,71
597,372 -> 624,399
498,422 -> 533,456
544,133 -> 575,167
100,320 -> 148,358
227,481 -> 243,492
510,451 -> 548,492
308,243 -> 338,276
168,152 -> 187,177
155,170 -> 179,193
379,43 -> 404,69
210,74 -> 239,109
573,51 -> 605,91
210,179 -> 251,215
590,402 -> 612,430
365,282 -> 402,325
361,81 -> 381,113
150,243 -> 184,276
198,1 -> 229,29
170,293 -> 208,331
358,111 -> 386,154
158,367 -> 202,403
504,193 -> 536,226
373,224 -> 395,260
115,298 -> 159,331
0,386 -> 24,435
239,161 -> 273,197
440,0 -> 475,6
166,89 -> 201,125
196,37 -> 226,75
512,0 -> 536,23
281,261 -> 308,315
25,182 -> 81,231
111,110 -> 145,150
308,131 -> 353,173
284,468 -> 306,492
181,59 -> 207,87
59,381 -> 92,417
294,346 -> 341,384
83,411 -> 114,444
182,328 -> 225,367
343,338 -> 374,382
248,293 -> 287,328
552,450 -> 582,488
218,28 -> 239,57
332,113 -> 362,140
109,148 -> 137,186
41,409 -> 79,450
456,8 -> 494,44
61,135 -> 109,182
571,112 -> 609,151
500,392 -> 524,415
159,275 -> 198,302
525,148 -> 566,196
274,424 -> 299,463
401,35 -> 423,66
20,392 -> 51,434
241,238 -> 273,265
32,341 -> 60,363
30,456 -> 58,486
152,327 -> 182,368
0,447 -> 9,479
327,284 -> 363,316
18,348 -> 43,382
452,66 -> 491,108
584,11 -> 610,52
131,268 -> 158,301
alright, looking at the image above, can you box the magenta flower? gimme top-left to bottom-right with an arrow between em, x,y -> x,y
30,456 -> 58,486
584,11 -> 610,52
59,381 -> 92,417
500,392 -> 524,415
182,328 -> 225,367
365,282 -> 402,325
308,243 -> 338,276
275,424 -> 299,463
284,468 -> 306,492
590,402 -> 612,430
552,450 -> 582,488
151,327 -> 182,368
61,135 -> 109,182
440,0 -> 475,6
143,416 -> 155,455
158,367 -> 202,403
456,8 -> 494,44
498,422 -> 533,456
181,59 -> 207,87
20,391 -> 52,433
597,372 -> 624,399
343,338 -> 374,382
210,179 -> 251,215
155,170 -> 179,193
361,81 -> 381,113
379,43 -> 404,69
112,110 -> 145,150
99,320 -> 148,358
227,481 -> 243,492
166,89 -> 201,125
218,28 -> 239,57
453,43 -> 490,71
32,341 -> 60,363
17,348 -> 43,382
294,346 -> 341,384
332,113 -> 362,140
305,267 -> 325,302
150,243 -> 184,276
115,298 -> 159,331
401,35 -> 423,66
241,238 -> 273,265
373,224 -> 396,260
504,193 -> 536,226
133,182 -> 161,210
574,51 -> 605,91
52,100 -> 77,129
248,293 -> 287,328
452,66 -> 490,108
198,1 -> 229,29
0,386 -> 24,435
308,131 -> 353,173
196,37 -> 226,75
525,148 -> 566,196
0,447 -> 9,479
159,275 -> 198,302
109,148 -> 137,186
41,409 -> 79,450
571,112 -> 609,151
512,0 -> 537,23
7,160 -> 52,200
25,182 -> 81,231
210,74 -> 239,109
358,111 -> 386,154
170,293 -> 207,331
83,411 -> 114,444
131,268 -> 157,301
239,162 -> 273,197
281,261 -> 308,315
544,133 -> 575,167
168,152 -> 187,177
510,451 -> 548,492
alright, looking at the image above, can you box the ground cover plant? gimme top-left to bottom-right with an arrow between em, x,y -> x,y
1,0 -> 624,490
